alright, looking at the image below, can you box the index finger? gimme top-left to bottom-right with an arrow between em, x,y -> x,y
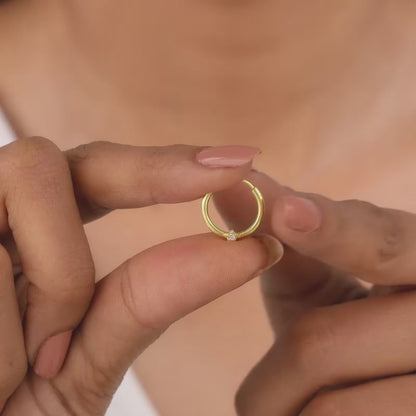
243,171 -> 416,286
64,142 -> 260,223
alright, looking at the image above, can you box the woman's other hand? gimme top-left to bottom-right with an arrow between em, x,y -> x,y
0,139 -> 284,415
216,169 -> 416,416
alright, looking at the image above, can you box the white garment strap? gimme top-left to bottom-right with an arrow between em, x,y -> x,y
106,369 -> 159,416
0,107 -> 17,145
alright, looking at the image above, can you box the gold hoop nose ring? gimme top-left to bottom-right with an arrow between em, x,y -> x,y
201,179 -> 264,241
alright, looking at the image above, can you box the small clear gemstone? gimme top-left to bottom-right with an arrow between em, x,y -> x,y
227,231 -> 237,241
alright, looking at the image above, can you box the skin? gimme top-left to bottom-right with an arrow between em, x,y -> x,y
0,138 -> 282,414
1,0 -> 416,415
217,171 -> 416,415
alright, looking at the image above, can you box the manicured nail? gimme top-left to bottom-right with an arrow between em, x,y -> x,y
196,145 -> 261,167
254,234 -> 284,274
34,330 -> 73,379
282,195 -> 322,232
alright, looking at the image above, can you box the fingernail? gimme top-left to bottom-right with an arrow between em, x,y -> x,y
282,195 -> 322,232
254,234 -> 284,273
34,330 -> 73,379
196,145 -> 261,167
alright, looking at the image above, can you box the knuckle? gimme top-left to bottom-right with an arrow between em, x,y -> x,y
72,339 -> 115,415
285,310 -> 338,372
137,145 -> 183,203
138,146 -> 167,173
66,143 -> 90,164
73,380 -> 113,416
302,393 -> 344,416
373,210 -> 404,268
119,257 -> 162,332
339,199 -> 405,277
2,137 -> 70,199
78,369 -> 114,410
56,261 -> 96,301
135,159 -> 159,205
29,256 -> 95,304
14,136 -> 64,171
66,140 -> 113,164
70,257 -> 96,285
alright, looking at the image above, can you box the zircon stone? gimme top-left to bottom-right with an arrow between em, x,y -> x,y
227,231 -> 237,241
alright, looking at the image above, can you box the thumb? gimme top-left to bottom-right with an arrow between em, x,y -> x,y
53,233 -> 283,414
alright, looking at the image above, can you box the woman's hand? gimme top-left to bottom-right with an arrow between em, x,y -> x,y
216,170 -> 416,416
0,138 -> 284,415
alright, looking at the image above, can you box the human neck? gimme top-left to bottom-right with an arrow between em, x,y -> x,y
1,1 -> 415,173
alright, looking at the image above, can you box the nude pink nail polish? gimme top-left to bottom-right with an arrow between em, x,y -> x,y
34,330 -> 73,379
282,195 -> 322,232
196,145 -> 260,167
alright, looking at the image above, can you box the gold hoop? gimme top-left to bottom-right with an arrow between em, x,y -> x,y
201,179 -> 264,241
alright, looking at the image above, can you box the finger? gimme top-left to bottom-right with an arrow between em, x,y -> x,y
0,245 -> 27,407
53,233 -> 283,415
214,171 -> 367,327
0,137 -> 95,373
235,291 -> 416,415
64,143 -> 260,223
2,142 -> 258,283
301,374 -> 416,416
217,168 -> 416,286
260,247 -> 367,332
267,177 -> 416,286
